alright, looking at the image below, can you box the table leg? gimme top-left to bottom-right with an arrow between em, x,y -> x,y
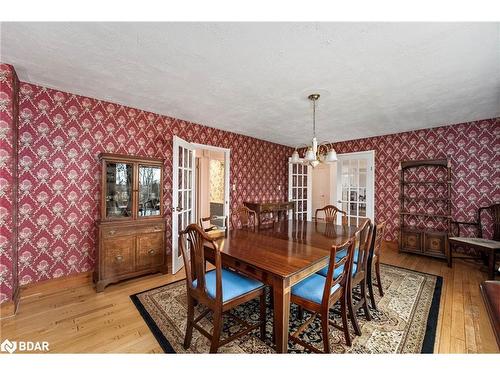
272,277 -> 290,353
488,251 -> 496,280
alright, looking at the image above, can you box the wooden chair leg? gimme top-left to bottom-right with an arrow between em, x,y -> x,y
259,292 -> 267,340
360,280 -> 371,321
347,285 -> 361,336
183,296 -> 195,349
210,309 -> 223,353
298,306 -> 304,320
321,310 -> 331,353
375,261 -> 384,297
340,295 -> 352,346
367,273 -> 377,310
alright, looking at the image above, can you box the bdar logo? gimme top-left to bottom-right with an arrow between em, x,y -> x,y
1,339 -> 17,354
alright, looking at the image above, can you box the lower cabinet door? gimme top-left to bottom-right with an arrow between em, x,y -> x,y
424,232 -> 446,257
103,235 -> 136,278
401,231 -> 422,253
136,232 -> 164,270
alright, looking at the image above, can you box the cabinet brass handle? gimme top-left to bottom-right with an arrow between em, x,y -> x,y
115,255 -> 124,262
109,230 -> 116,235
148,249 -> 155,256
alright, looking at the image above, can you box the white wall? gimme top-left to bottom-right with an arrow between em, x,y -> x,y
311,163 -> 337,219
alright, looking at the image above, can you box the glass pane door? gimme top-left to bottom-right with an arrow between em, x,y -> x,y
288,160 -> 312,221
172,136 -> 196,274
336,152 -> 374,226
138,165 -> 161,217
105,162 -> 133,219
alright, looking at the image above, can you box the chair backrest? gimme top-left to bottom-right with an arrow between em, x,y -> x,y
321,237 -> 356,305
479,204 -> 500,241
259,209 -> 275,229
200,215 -> 217,231
352,218 -> 373,275
315,205 -> 347,225
231,206 -> 257,230
178,224 -> 223,304
372,221 -> 386,258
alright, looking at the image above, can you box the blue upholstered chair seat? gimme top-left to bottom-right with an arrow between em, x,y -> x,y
193,269 -> 263,303
316,262 -> 358,278
291,274 -> 341,304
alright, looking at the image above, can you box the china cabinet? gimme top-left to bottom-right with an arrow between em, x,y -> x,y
94,153 -> 166,292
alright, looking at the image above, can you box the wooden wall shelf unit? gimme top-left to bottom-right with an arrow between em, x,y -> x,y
94,153 -> 167,292
399,159 -> 451,260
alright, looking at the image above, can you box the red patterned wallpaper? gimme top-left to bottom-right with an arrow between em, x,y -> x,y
16,82 -> 291,287
0,64 -> 19,304
331,119 -> 500,242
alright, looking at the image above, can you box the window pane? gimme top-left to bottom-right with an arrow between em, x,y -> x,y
138,165 -> 161,216
105,162 -> 133,218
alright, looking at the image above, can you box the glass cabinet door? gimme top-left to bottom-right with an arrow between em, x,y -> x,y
138,165 -> 162,217
105,162 -> 133,219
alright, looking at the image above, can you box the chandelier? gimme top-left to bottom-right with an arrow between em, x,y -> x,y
290,93 -> 337,168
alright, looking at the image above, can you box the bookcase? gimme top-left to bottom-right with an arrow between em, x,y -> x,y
399,159 -> 451,259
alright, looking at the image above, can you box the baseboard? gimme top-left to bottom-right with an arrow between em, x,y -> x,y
20,271 -> 93,299
383,240 -> 398,251
0,286 -> 20,319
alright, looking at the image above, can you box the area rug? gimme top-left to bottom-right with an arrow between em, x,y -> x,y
130,264 -> 442,353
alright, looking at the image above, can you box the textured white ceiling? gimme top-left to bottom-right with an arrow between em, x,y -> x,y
1,22 -> 499,146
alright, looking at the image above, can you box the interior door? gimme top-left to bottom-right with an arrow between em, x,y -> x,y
172,136 -> 196,274
288,159 -> 312,220
336,151 -> 375,226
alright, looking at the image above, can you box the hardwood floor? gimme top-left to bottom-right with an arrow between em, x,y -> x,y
1,243 -> 498,353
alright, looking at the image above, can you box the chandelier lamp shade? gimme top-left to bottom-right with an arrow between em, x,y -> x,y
290,94 -> 337,168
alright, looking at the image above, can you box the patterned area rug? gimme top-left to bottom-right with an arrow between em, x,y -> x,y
130,264 -> 442,353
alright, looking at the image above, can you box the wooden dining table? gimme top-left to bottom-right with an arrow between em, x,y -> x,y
204,220 -> 359,353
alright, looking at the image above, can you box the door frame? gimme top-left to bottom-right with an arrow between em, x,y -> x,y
191,142 -> 231,226
336,150 -> 375,224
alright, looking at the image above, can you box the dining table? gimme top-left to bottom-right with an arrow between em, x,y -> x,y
204,219 -> 359,353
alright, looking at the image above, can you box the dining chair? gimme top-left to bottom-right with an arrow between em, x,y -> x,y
366,221 -> 386,310
231,206 -> 257,230
315,218 -> 373,336
314,205 -> 348,225
289,238 -> 356,352
258,209 -> 275,229
346,218 -> 373,336
179,224 -> 267,353
200,215 -> 219,232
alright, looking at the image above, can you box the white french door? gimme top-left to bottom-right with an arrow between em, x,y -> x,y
172,136 -> 196,274
336,151 -> 375,226
288,159 -> 312,221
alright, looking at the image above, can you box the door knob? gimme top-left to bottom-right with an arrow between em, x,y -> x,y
115,255 -> 124,262
337,200 -> 341,203
148,249 -> 156,256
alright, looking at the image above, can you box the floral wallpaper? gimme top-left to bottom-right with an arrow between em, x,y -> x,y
209,159 -> 225,204
0,64 -> 19,304
14,81 -> 291,288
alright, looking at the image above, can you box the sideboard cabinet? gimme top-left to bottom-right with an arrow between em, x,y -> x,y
94,153 -> 167,292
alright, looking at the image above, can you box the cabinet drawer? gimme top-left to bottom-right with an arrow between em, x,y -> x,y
401,231 -> 422,253
102,226 -> 136,238
424,233 -> 446,257
136,232 -> 164,269
103,236 -> 135,278
136,223 -> 165,235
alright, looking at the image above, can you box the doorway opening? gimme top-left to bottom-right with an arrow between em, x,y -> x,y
171,136 -> 230,274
